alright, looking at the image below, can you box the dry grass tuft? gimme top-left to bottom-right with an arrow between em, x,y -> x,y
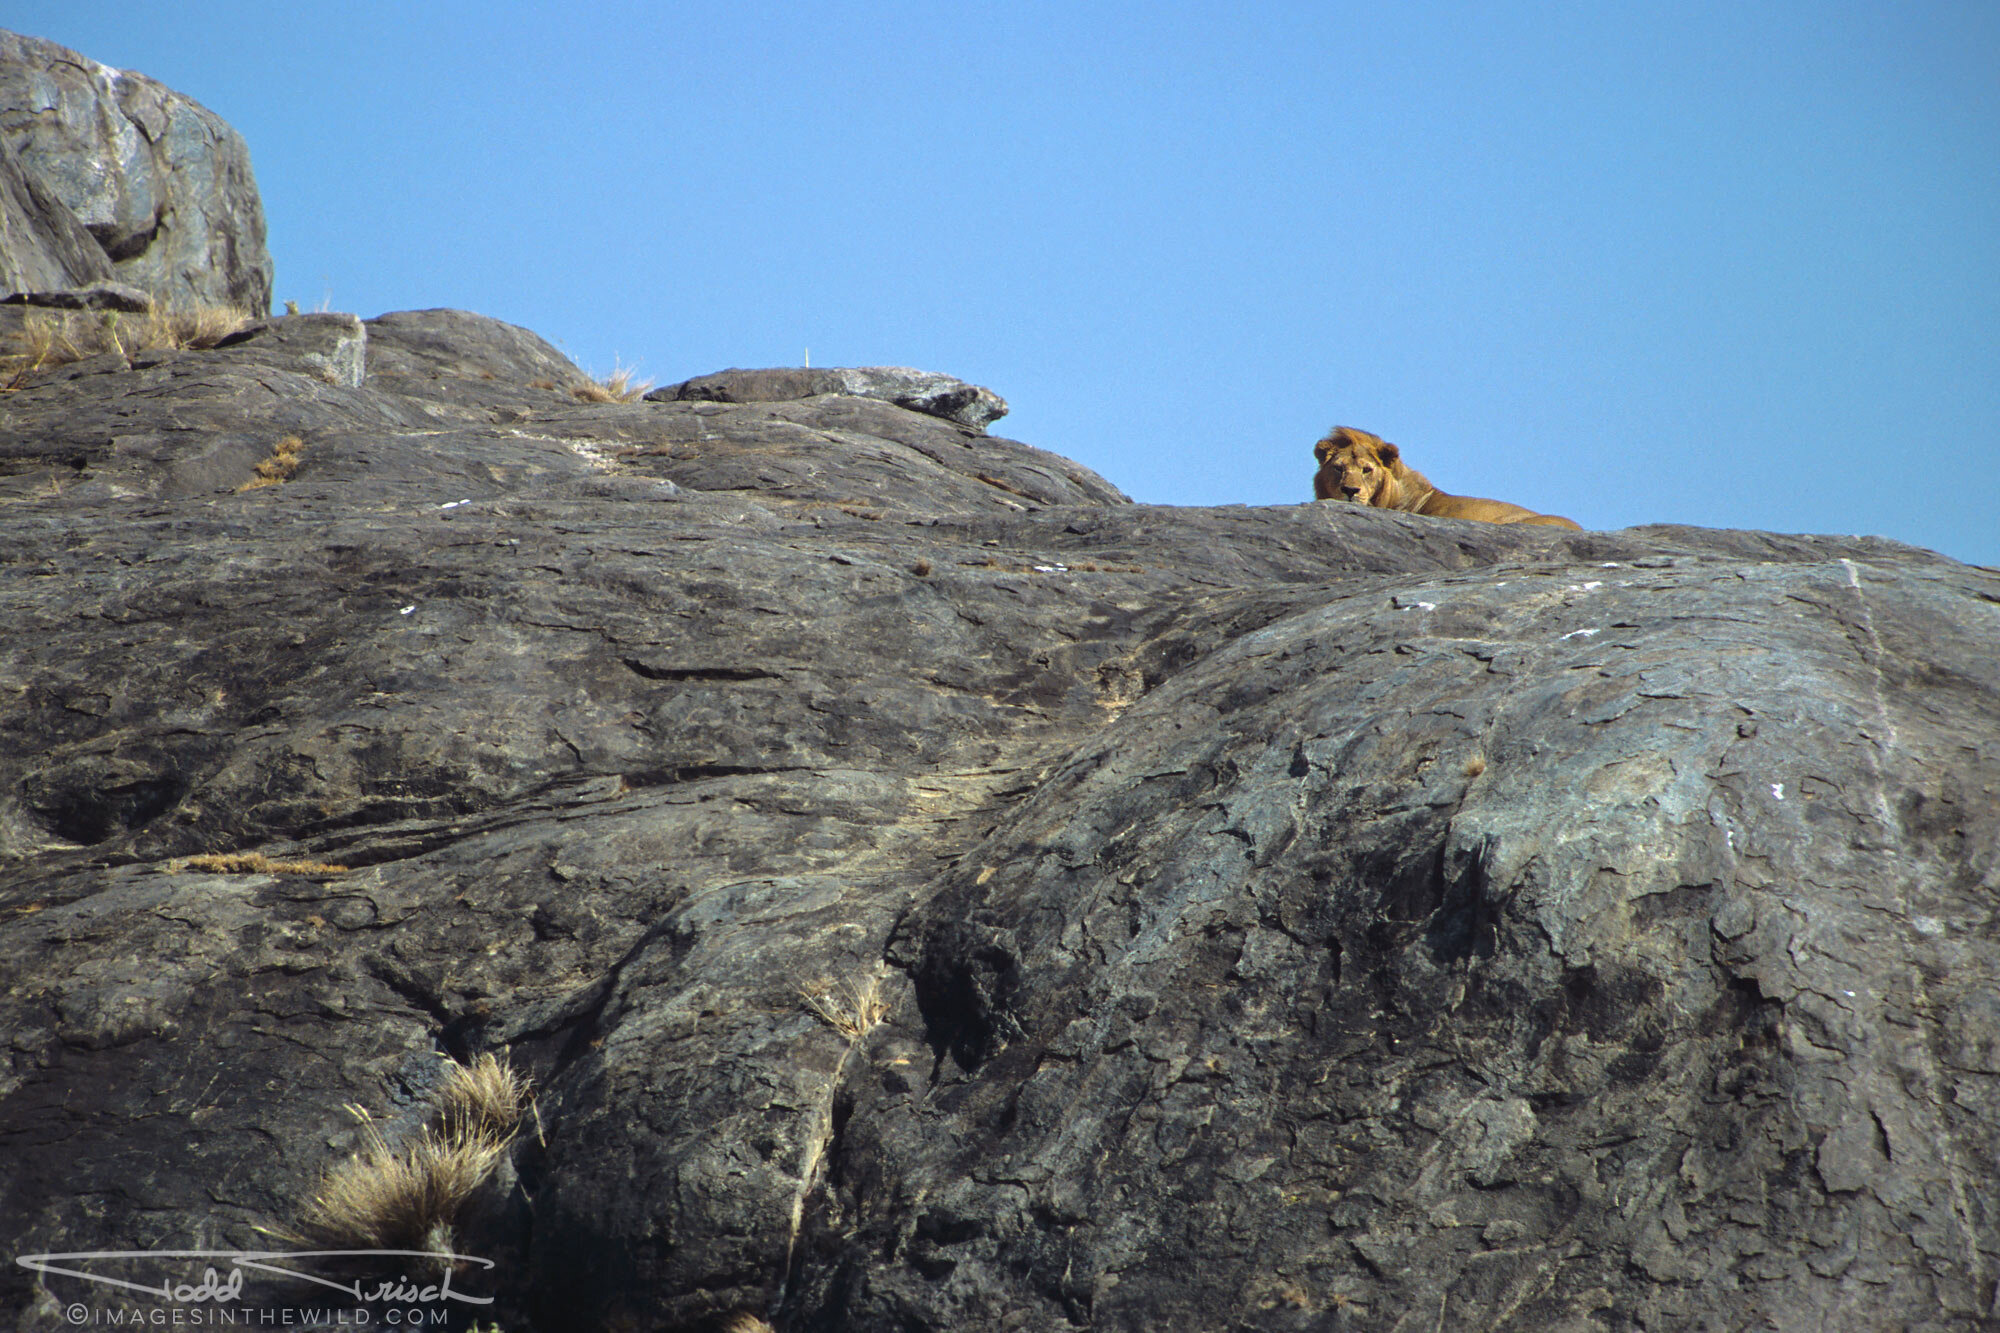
150,304 -> 252,349
171,851 -> 348,875
800,973 -> 888,1041
571,363 -> 653,404
236,435 -> 306,491
1463,754 -> 1488,779
10,312 -> 85,375
297,1054 -> 532,1256
2,303 -> 255,386
720,1317 -> 777,1333
299,1107 -> 507,1252
434,1053 -> 530,1144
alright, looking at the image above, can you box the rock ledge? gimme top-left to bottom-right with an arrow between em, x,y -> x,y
649,365 -> 1010,430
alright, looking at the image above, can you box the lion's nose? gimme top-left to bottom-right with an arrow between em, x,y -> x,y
1341,485 -> 1360,498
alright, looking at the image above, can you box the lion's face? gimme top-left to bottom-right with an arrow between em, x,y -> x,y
1313,427 -> 1402,505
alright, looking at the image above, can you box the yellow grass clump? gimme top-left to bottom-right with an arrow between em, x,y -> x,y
800,973 -> 888,1041
300,1108 -> 509,1253
170,851 -> 348,876
149,303 -> 252,349
433,1052 -> 531,1145
236,435 -> 307,491
2,303 -> 256,386
297,1055 -> 533,1257
571,362 -> 653,404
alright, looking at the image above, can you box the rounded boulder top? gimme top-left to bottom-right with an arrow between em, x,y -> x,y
648,365 -> 1009,431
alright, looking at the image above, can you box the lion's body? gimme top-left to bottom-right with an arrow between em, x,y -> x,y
1312,426 -> 1582,530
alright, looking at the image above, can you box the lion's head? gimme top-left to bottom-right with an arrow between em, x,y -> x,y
1313,426 -> 1408,506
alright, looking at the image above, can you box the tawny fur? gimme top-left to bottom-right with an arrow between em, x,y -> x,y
1312,426 -> 1581,530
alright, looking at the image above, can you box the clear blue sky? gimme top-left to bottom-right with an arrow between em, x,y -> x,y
16,2 -> 1998,566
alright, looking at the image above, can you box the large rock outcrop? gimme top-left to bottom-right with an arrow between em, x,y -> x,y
1,32 -> 1996,1331
0,29 -> 271,312
1,303 -> 1995,1332
651,366 -> 1011,431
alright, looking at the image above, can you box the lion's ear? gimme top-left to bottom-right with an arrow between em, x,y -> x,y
1378,441 -> 1400,465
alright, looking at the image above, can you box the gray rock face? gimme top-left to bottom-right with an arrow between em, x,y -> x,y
867,553 -> 2000,1330
652,365 -> 1011,430
0,307 -> 1995,1333
0,29 -> 272,312
0,131 -> 115,293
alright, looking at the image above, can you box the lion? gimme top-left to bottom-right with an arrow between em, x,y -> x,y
1312,426 -> 1582,529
